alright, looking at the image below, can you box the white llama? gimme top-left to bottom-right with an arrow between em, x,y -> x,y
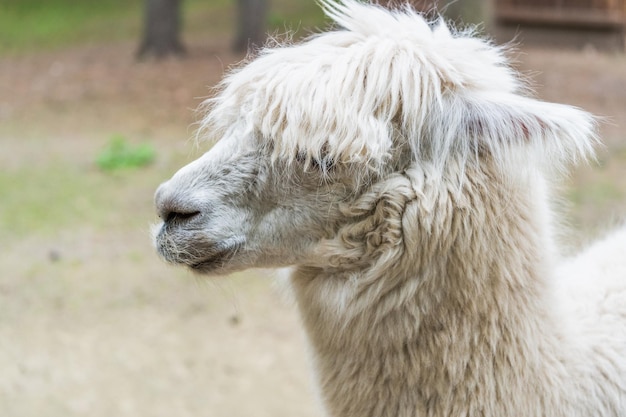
153,1 -> 626,416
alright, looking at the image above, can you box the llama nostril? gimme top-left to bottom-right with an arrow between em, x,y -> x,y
164,210 -> 201,224
155,185 -> 202,224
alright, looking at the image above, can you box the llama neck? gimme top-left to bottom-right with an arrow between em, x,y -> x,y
291,165 -> 578,417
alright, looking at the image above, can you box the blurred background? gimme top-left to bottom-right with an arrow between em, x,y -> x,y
0,1 -> 625,416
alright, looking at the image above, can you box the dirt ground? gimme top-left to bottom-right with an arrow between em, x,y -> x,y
0,35 -> 625,417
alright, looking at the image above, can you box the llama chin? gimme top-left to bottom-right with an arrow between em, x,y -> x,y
154,1 -> 626,416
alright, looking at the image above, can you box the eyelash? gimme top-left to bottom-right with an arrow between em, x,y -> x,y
295,152 -> 334,172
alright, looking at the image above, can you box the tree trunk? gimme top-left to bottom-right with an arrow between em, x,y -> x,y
137,0 -> 185,59
233,0 -> 268,53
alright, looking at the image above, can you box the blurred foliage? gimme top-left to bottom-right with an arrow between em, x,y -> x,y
96,135 -> 156,171
0,0 -> 140,55
267,1 -> 326,34
0,0 -> 328,56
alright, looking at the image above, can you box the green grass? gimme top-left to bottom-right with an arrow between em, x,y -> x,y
0,156 -> 170,239
0,0 -> 142,55
0,0 -> 226,56
0,162 -> 112,236
0,0 -> 329,56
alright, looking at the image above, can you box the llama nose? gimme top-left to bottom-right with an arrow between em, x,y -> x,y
155,183 -> 202,224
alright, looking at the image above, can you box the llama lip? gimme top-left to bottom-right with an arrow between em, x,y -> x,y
188,238 -> 244,272
189,250 -> 231,271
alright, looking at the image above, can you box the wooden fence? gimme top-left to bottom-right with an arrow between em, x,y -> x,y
495,0 -> 626,29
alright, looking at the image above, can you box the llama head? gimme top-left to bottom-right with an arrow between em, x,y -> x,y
154,0 -> 597,275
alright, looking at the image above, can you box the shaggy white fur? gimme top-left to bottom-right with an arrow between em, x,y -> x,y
154,1 -> 626,416
201,1 -> 596,174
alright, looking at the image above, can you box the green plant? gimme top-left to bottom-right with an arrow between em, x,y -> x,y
96,135 -> 156,171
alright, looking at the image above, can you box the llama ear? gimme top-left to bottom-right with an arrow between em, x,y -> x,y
435,92 -> 598,167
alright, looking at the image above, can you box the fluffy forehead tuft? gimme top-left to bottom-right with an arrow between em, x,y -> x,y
199,0 -> 594,172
